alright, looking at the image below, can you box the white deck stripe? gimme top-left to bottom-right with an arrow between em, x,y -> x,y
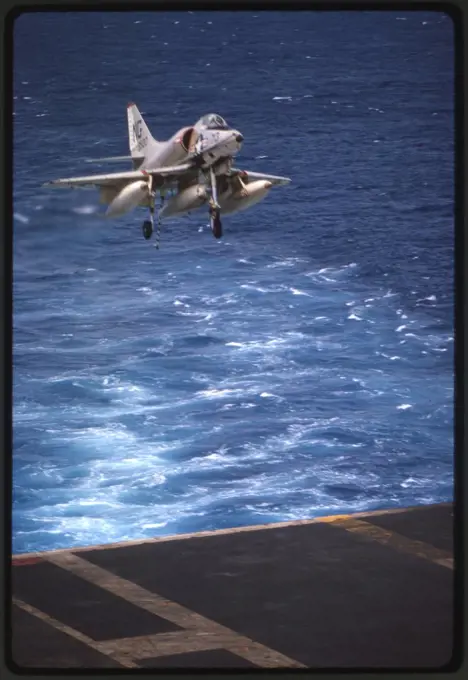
98,630 -> 236,660
46,552 -> 305,668
13,598 -> 139,668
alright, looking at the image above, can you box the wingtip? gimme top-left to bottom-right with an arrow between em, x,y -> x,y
42,179 -> 64,188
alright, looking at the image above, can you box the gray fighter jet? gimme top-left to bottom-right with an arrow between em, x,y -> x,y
43,103 -> 291,246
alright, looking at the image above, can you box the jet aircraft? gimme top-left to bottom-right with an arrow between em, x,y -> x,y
43,103 -> 291,246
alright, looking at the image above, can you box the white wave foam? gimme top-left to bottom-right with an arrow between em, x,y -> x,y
265,259 -> 299,269
397,404 -> 412,410
306,262 -> 357,279
14,212 -> 29,224
78,499 -> 122,508
72,205 -> 97,215
80,425 -> 134,441
176,309 -> 212,319
290,287 -> 311,297
240,284 -> 271,293
195,312 -> 213,323
197,387 -> 250,399
259,392 -> 283,400
400,477 -> 428,489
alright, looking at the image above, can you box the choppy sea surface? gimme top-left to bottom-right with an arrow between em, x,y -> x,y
13,10 -> 454,553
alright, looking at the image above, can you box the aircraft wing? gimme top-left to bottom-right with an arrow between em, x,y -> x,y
43,163 -> 193,189
84,155 -> 137,163
230,168 -> 291,186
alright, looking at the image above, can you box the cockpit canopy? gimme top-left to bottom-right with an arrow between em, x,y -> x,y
197,113 -> 229,130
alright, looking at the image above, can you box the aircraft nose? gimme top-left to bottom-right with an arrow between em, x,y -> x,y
235,133 -> 244,144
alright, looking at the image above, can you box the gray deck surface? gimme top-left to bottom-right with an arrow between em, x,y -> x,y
11,503 -> 454,670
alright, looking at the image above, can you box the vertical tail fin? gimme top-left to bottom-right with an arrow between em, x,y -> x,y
127,103 -> 158,167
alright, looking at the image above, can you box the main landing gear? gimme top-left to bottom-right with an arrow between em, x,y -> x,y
209,166 -> 223,239
142,220 -> 153,240
209,204 -> 223,239
140,165 -> 225,246
141,177 -> 164,248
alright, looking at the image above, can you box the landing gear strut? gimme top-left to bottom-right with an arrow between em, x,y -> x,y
141,176 -> 165,248
208,166 -> 223,239
155,190 -> 165,249
142,175 -> 155,241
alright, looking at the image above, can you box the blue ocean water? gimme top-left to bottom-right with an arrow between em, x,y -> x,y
13,10 -> 454,554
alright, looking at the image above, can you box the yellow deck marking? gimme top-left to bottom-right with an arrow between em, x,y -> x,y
12,598 -> 139,668
324,517 -> 454,569
45,552 -> 305,668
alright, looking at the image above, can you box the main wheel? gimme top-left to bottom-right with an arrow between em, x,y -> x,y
142,220 -> 153,240
211,212 -> 223,239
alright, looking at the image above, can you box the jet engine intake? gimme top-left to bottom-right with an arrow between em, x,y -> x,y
178,126 -> 199,153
